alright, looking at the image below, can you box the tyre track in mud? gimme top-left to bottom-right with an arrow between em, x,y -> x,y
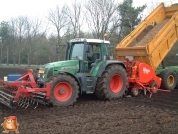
0,68 -> 178,134
0,90 -> 178,134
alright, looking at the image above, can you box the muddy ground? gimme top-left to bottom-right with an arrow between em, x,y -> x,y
0,67 -> 178,134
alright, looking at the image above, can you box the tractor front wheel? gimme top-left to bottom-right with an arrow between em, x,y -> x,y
95,64 -> 127,100
49,74 -> 79,106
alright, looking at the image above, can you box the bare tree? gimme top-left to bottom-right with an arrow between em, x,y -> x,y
25,18 -> 47,66
48,5 -> 69,42
63,0 -> 84,38
8,17 -> 28,66
85,0 -> 118,39
47,5 -> 70,60
0,21 -> 9,65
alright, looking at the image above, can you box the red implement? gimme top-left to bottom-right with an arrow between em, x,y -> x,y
124,59 -> 170,97
0,69 -> 51,109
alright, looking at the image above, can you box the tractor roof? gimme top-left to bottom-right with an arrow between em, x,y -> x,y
70,38 -> 110,44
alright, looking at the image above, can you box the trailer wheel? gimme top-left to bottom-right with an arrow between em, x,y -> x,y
131,88 -> 140,96
175,71 -> 178,89
160,70 -> 177,90
149,81 -> 158,93
49,74 -> 79,106
95,64 -> 127,100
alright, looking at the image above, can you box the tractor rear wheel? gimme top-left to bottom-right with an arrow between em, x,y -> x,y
48,74 -> 79,106
159,70 -> 177,90
95,64 -> 127,100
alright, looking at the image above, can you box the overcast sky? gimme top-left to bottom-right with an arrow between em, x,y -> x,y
0,0 -> 178,22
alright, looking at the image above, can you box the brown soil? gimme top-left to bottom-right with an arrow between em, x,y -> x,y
129,19 -> 170,47
0,68 -> 178,134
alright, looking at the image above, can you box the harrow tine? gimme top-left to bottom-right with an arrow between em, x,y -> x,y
18,97 -> 25,107
31,99 -> 36,107
29,99 -> 33,107
34,101 -> 39,109
21,98 -> 28,108
17,97 -> 23,104
25,98 -> 30,109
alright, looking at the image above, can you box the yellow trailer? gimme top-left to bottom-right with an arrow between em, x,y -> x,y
115,3 -> 178,90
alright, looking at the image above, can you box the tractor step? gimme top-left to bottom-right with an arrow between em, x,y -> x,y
86,77 -> 94,93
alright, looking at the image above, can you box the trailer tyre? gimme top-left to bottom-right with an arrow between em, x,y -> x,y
95,64 -> 127,100
49,74 -> 79,106
160,70 -> 177,90
175,71 -> 178,89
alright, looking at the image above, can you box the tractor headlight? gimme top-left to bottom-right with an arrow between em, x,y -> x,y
38,69 -> 45,79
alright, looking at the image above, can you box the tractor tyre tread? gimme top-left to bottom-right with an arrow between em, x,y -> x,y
95,64 -> 127,100
159,70 -> 177,90
47,74 -> 79,106
175,71 -> 178,89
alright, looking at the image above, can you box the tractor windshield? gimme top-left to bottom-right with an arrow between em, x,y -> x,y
70,43 -> 84,60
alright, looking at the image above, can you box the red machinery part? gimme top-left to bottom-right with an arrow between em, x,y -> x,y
124,60 -> 170,97
0,69 -> 51,109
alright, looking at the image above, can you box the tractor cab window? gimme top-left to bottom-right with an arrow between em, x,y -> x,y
88,44 -> 101,62
100,43 -> 112,60
70,43 -> 84,60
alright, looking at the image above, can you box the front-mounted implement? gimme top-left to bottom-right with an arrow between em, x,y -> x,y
0,69 -> 50,109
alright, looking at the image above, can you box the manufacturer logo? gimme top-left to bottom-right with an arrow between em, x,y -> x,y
143,67 -> 150,74
1,116 -> 19,134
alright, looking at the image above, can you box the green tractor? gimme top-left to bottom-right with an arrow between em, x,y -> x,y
37,38 -> 127,106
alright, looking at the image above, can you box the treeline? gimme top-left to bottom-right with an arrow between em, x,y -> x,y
0,0 -> 148,66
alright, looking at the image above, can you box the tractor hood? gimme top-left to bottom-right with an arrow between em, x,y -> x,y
46,60 -> 79,73
38,60 -> 79,81
48,60 -> 79,69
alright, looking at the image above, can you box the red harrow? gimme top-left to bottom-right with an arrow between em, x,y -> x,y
0,69 -> 50,109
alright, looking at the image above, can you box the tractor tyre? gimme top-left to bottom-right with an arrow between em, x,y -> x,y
175,71 -> 178,89
95,64 -> 127,100
159,70 -> 177,90
149,81 -> 158,93
48,74 -> 79,106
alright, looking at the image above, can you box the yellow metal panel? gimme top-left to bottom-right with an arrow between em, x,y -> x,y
115,3 -> 178,70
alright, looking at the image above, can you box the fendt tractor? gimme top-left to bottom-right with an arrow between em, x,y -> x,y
0,38 -> 129,108
0,2 -> 178,109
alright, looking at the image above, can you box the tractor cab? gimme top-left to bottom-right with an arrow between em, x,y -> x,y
65,38 -> 113,73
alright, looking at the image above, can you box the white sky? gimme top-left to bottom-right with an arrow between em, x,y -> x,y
0,0 -> 178,22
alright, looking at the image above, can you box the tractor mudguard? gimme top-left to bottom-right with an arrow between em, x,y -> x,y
75,73 -> 87,92
92,60 -> 126,77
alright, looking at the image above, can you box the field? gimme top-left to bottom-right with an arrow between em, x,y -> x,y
0,67 -> 178,134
